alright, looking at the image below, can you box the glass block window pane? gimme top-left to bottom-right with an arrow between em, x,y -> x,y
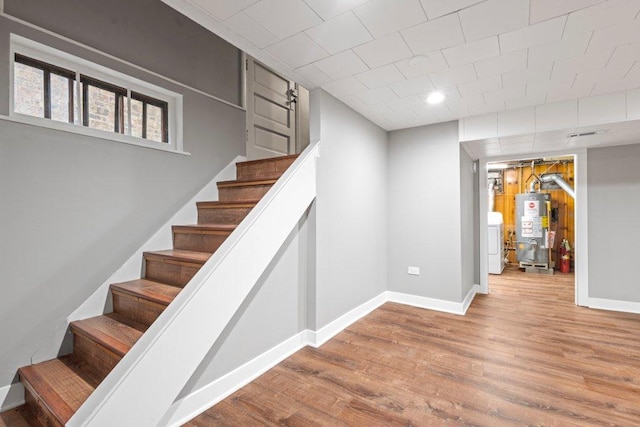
14,62 -> 45,118
87,85 -> 116,132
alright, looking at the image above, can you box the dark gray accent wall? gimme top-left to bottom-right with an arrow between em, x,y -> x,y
0,7 -> 244,388
587,143 -> 640,302
4,0 -> 241,104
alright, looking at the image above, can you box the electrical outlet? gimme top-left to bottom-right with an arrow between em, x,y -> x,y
408,266 -> 420,276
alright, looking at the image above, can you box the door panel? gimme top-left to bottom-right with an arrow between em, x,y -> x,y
246,58 -> 296,160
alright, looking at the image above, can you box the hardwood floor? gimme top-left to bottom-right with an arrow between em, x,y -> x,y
186,266 -> 640,426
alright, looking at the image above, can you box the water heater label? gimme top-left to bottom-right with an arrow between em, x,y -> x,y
524,200 -> 539,217
521,216 -> 543,238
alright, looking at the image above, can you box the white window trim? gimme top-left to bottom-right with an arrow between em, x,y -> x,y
9,34 -> 187,155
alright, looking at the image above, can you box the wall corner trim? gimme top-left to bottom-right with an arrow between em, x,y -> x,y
0,382 -> 25,413
587,297 -> 640,315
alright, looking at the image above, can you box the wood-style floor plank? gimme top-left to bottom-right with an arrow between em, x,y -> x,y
185,267 -> 640,426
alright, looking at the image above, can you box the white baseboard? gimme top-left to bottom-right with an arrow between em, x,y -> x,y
588,297 -> 640,314
387,285 -> 481,316
161,332 -> 309,427
0,382 -> 24,413
307,292 -> 388,347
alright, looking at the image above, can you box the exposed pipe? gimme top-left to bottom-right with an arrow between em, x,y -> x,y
540,173 -> 575,199
529,179 -> 538,193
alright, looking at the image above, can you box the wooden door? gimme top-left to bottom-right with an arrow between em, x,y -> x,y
246,58 -> 297,160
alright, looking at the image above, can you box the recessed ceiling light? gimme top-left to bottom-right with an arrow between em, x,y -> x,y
426,91 -> 445,104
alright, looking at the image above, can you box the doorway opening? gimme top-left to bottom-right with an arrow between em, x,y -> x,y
485,155 -> 577,300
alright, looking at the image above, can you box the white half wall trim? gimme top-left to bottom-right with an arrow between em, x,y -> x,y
0,382 -> 24,413
388,284 -> 481,316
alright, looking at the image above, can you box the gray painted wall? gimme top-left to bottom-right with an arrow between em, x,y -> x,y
0,10 -> 245,388
4,0 -> 241,104
587,143 -> 640,302
314,90 -> 388,328
387,121 -> 465,302
460,148 -> 477,297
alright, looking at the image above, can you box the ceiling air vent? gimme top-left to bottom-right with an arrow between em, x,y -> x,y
568,130 -> 607,138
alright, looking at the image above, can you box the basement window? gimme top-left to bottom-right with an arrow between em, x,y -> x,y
9,34 -> 182,152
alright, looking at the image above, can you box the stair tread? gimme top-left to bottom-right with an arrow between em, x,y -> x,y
70,315 -> 144,357
236,154 -> 298,167
217,178 -> 277,188
173,224 -> 236,232
110,279 -> 180,306
19,358 -> 95,425
143,249 -> 212,263
196,200 -> 260,208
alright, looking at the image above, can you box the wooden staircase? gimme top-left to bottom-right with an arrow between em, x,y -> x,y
12,155 -> 298,426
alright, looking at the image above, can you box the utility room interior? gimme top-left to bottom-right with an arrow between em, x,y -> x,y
487,157 -> 576,290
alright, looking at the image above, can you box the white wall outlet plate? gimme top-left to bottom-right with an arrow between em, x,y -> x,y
408,266 -> 420,276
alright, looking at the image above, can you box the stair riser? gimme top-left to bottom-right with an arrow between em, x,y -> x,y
112,292 -> 166,327
72,333 -> 121,383
236,157 -> 296,181
173,231 -> 230,253
144,258 -> 202,287
197,207 -> 253,225
23,387 -> 61,427
218,184 -> 272,201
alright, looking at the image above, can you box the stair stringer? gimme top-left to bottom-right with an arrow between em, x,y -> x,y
67,142 -> 320,427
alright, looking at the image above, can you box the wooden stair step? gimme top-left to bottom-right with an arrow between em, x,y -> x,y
143,249 -> 211,287
196,200 -> 259,225
217,179 -> 277,202
236,154 -> 298,181
172,224 -> 236,253
111,279 -> 179,327
0,406 -> 32,427
70,314 -> 145,358
19,358 -> 95,426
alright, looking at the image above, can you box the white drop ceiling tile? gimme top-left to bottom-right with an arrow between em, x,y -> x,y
526,75 -> 576,99
458,75 -> 502,97
506,95 -> 547,110
429,64 -> 477,88
245,0 -> 322,40
389,76 -> 435,97
502,64 -> 553,87
314,50 -> 369,80
355,64 -> 406,89
266,33 -> 329,68
295,64 -> 333,87
354,0 -> 427,39
499,16 -> 566,54
572,60 -> 636,94
223,12 -> 279,48
546,85 -> 593,103
529,0 -> 606,24
353,33 -> 414,69
609,42 -> 640,64
578,91 -> 627,124
447,93 -> 484,110
528,31 -> 592,67
356,87 -> 399,105
458,0 -> 529,42
442,37 -> 500,69
386,95 -> 425,110
191,0 -> 259,20
474,50 -> 527,79
419,0 -> 485,20
591,77 -> 640,96
564,0 -> 640,36
305,12 -> 372,55
394,51 -> 450,78
321,76 -> 368,97
400,14 -> 465,55
483,84 -> 526,105
303,0 -> 371,20
468,99 -> 506,116
536,99 -> 578,130
551,47 -> 615,81
588,19 -> 640,52
497,107 -> 535,136
500,134 -> 535,145
628,89 -> 640,119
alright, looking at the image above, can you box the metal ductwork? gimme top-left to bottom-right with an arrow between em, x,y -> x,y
540,173 -> 575,199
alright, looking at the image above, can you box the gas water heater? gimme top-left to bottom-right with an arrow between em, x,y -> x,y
515,192 -> 551,266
